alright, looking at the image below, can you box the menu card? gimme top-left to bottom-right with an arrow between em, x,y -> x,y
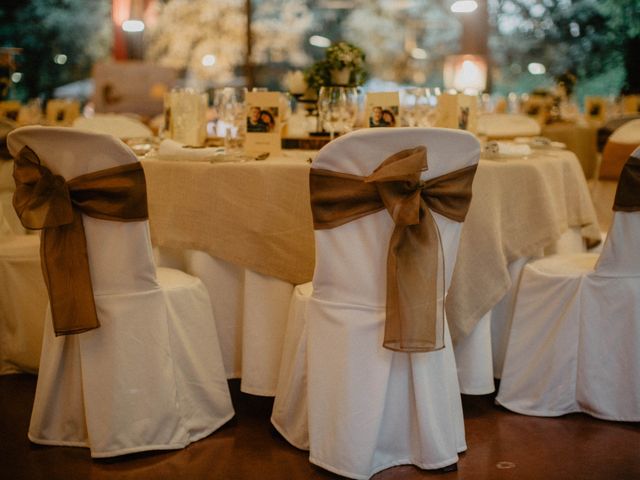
436,93 -> 478,133
365,92 -> 400,128
245,91 -> 282,154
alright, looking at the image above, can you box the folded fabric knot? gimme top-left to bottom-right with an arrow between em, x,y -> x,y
13,150 -> 74,229
613,153 -> 640,212
310,145 -> 477,353
13,145 -> 148,336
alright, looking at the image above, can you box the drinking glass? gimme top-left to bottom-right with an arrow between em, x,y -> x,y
213,86 -> 248,153
317,86 -> 358,140
400,87 -> 438,127
166,88 -> 208,146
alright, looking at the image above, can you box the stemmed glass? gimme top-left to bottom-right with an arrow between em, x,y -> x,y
317,86 -> 358,140
400,87 -> 438,127
213,87 -> 248,153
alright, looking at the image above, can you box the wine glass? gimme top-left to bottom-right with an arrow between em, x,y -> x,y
213,87 -> 247,153
317,86 -> 358,140
401,87 -> 439,127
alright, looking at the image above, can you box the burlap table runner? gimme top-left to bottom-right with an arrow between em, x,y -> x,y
142,155 -> 315,285
445,149 -> 601,339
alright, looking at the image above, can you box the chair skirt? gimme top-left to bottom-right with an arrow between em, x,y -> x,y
496,254 -> 592,417
272,285 -> 466,480
28,268 -> 234,457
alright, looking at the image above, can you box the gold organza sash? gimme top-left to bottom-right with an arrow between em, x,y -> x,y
613,153 -> 640,212
12,146 -> 148,336
310,146 -> 477,352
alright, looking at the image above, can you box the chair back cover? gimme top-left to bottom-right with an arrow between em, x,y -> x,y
7,126 -> 157,295
311,127 -> 480,308
477,113 -> 541,138
595,147 -> 640,276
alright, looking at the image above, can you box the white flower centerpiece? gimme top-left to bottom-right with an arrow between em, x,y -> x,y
325,41 -> 367,86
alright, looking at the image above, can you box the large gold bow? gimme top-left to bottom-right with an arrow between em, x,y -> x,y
12,146 -> 148,336
613,153 -> 640,212
310,146 -> 477,352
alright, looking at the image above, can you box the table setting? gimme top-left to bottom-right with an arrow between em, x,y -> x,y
3,2 -> 640,476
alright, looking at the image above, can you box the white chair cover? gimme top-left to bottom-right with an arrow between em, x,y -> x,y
272,128 -> 479,478
497,150 -> 640,421
477,113 -> 541,139
71,113 -> 152,139
7,126 -> 234,457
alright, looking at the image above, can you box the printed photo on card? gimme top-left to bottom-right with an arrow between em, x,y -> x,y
247,105 -> 278,133
245,91 -> 282,153
365,92 -> 400,128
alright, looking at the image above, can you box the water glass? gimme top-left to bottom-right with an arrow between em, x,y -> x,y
166,88 -> 208,146
213,87 -> 248,152
317,86 -> 358,139
400,87 -> 438,127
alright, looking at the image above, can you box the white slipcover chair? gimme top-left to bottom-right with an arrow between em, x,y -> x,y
477,113 -> 541,139
7,126 -> 234,457
272,128 -> 479,479
600,118 -> 640,180
496,147 -> 640,421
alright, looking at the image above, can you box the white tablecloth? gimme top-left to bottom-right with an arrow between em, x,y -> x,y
142,147 -> 600,395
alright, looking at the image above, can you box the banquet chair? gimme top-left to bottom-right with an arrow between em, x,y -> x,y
599,118 -> 640,180
272,128 -> 479,478
7,126 -> 234,457
596,114 -> 640,152
496,147 -> 640,421
477,113 -> 541,139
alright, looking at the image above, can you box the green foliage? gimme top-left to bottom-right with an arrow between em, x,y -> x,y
492,0 -> 640,95
0,0 -> 112,100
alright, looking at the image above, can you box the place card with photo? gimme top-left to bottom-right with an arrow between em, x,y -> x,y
584,96 -> 607,123
436,93 -> 478,133
45,99 -> 80,126
245,91 -> 282,154
365,92 -> 400,128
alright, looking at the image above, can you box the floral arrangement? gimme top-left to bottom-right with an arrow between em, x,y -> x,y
303,41 -> 367,93
325,42 -> 366,73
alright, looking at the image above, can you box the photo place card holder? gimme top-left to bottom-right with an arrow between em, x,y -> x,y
436,93 -> 478,133
584,96 -> 607,123
365,92 -> 400,128
245,91 -> 282,154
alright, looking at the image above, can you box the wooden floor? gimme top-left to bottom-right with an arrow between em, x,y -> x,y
1,375 -> 638,480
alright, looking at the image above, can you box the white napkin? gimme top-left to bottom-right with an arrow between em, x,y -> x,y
514,136 -> 566,149
483,141 -> 531,159
157,139 -> 226,162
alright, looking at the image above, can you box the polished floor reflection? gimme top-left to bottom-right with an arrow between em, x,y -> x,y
1,374 -> 638,479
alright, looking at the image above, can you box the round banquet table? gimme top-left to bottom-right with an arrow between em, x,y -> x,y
0,146 -> 601,395
140,147 -> 601,395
